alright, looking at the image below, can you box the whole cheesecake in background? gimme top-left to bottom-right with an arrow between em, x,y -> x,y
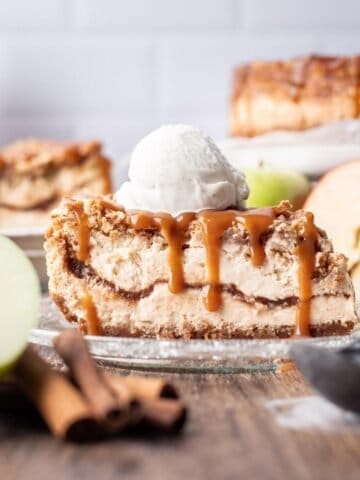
0,139 -> 112,230
45,125 -> 357,339
230,54 -> 360,137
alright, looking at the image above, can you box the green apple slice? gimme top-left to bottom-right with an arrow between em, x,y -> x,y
244,167 -> 311,209
0,235 -> 40,378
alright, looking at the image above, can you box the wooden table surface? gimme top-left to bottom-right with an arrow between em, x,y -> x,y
1,366 -> 359,480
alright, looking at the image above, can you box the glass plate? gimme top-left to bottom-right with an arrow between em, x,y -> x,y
29,297 -> 360,373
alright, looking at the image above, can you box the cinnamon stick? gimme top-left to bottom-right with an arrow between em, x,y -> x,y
13,346 -> 102,442
136,398 -> 187,434
104,374 -> 142,429
53,328 -> 187,435
105,374 -> 178,400
0,380 -> 35,415
105,375 -> 187,434
53,329 -> 130,425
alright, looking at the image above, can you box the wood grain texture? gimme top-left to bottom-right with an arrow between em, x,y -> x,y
1,366 -> 360,480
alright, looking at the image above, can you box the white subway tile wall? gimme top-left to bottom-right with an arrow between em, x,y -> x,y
0,0 -> 359,183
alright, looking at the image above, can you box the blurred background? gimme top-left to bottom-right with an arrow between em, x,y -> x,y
1,0 -> 360,181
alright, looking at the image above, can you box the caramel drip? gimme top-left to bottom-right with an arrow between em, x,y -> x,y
81,291 -> 101,335
72,202 -> 90,262
98,156 -> 113,194
129,211 -> 196,293
198,211 -> 237,311
242,209 -> 276,266
198,208 -> 275,311
295,212 -> 318,337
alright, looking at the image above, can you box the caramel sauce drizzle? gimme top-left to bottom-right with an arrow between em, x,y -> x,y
98,156 -> 113,194
71,202 -> 100,335
198,211 -> 238,311
81,291 -> 101,335
72,202 -> 90,262
294,212 -> 317,337
198,208 -> 275,311
242,209 -> 276,267
129,211 -> 196,293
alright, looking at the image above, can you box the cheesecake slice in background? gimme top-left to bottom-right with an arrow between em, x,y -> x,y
0,139 -> 112,230
230,54 -> 360,137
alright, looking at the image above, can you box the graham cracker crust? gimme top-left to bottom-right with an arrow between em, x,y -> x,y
98,321 -> 355,339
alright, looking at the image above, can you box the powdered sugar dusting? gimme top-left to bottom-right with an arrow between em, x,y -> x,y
267,396 -> 360,434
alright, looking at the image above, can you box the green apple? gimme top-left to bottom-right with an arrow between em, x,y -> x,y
0,235 -> 40,378
244,166 -> 311,209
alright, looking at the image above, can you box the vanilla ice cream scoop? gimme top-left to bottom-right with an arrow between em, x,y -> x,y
115,124 -> 249,215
